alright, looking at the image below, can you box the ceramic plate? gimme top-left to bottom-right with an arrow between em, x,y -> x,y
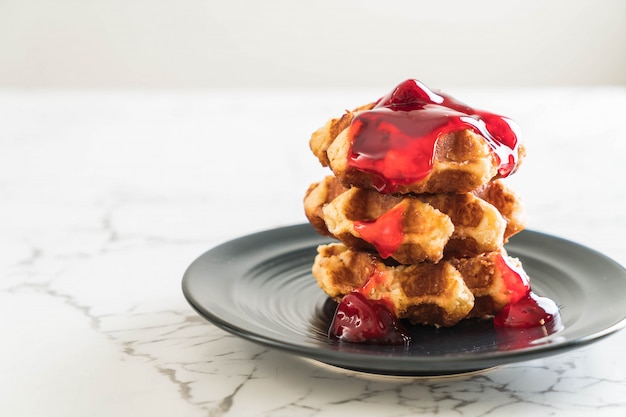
182,224 -> 626,376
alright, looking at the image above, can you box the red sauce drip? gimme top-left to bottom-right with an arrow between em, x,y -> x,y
348,79 -> 520,193
494,292 -> 560,330
329,292 -> 411,345
493,253 -> 561,330
353,204 -> 405,259
495,253 -> 530,304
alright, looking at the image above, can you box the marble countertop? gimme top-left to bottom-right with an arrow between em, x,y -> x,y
1,87 -> 625,416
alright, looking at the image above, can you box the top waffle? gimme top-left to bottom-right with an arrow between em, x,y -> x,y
309,79 -> 525,194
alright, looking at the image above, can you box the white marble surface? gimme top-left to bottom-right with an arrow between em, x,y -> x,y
1,87 -> 625,416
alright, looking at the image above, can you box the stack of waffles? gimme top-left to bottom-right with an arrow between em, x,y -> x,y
303,79 -> 530,327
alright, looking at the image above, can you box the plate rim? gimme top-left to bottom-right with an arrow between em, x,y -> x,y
182,223 -> 626,375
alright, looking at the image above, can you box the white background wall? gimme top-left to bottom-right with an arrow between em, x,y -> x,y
1,0 -> 624,89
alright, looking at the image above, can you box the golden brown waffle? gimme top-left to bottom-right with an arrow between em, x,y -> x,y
304,176 -> 510,264
312,243 -> 473,326
310,105 -> 526,194
312,243 -> 529,326
473,179 -> 527,240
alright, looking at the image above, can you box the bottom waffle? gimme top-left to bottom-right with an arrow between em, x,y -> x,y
312,243 -> 530,327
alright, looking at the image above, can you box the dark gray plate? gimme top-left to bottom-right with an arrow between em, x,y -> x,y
182,224 -> 626,376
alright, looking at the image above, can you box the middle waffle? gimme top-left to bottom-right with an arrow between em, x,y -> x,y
304,175 -> 526,265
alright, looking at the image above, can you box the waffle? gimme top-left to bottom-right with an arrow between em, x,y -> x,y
304,176 -> 510,264
473,179 -> 527,240
312,243 -> 529,326
310,105 -> 525,194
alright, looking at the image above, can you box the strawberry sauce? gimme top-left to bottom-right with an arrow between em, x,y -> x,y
492,253 -> 561,330
495,253 -> 530,305
353,204 -> 405,259
329,292 -> 411,345
494,292 -> 560,329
